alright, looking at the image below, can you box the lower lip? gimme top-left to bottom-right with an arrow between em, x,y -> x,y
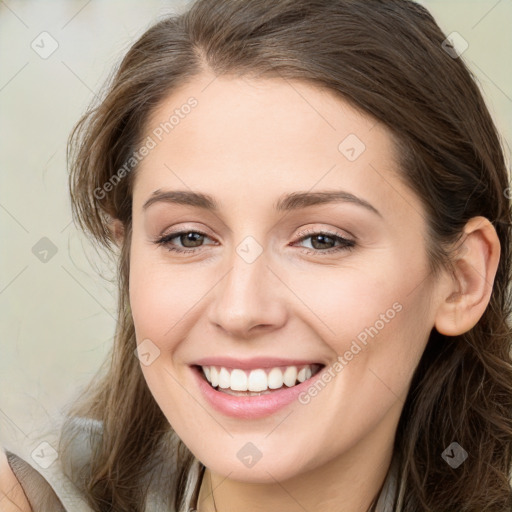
191,365 -> 325,419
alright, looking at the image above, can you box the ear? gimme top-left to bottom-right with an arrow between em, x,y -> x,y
434,216 -> 501,336
109,218 -> 125,247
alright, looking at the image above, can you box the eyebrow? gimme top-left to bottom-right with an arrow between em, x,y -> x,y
142,189 -> 382,217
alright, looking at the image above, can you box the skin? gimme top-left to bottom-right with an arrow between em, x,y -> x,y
115,72 -> 500,512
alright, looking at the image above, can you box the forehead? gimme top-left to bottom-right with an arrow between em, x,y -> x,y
132,73 -> 417,223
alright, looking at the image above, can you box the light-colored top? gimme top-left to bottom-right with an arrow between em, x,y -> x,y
3,416 -> 397,511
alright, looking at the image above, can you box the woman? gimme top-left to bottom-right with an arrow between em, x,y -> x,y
2,0 -> 511,510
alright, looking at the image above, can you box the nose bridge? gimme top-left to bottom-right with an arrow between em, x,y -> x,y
208,238 -> 287,337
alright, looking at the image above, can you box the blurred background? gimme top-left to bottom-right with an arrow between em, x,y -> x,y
1,0 -> 511,450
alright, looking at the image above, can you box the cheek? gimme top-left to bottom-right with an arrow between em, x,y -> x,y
289,252 -> 433,394
128,241 -> 202,346
291,271 -> 432,451
284,258 -> 419,349
128,252 -> 201,424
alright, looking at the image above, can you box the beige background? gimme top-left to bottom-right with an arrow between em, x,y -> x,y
1,0 -> 511,449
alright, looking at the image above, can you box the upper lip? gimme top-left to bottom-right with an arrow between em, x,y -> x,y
191,357 -> 325,370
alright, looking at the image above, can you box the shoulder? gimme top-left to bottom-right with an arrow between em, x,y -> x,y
0,415 -> 104,512
0,446 -> 32,512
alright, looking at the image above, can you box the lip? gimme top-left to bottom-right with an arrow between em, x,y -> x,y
190,364 -> 326,419
191,356 -> 324,371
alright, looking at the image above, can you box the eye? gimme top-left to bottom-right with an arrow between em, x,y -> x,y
292,228 -> 356,255
153,230 -> 217,254
153,228 -> 356,256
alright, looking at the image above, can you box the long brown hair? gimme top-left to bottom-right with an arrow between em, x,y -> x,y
62,0 -> 512,510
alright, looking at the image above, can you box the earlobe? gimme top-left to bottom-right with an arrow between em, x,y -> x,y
434,216 -> 501,336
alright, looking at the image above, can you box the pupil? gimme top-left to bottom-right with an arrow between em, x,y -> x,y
182,232 -> 203,248
312,234 -> 333,250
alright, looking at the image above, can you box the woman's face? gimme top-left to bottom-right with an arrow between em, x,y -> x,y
128,72 -> 441,482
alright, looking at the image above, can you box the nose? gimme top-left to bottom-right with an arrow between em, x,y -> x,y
207,248 -> 288,339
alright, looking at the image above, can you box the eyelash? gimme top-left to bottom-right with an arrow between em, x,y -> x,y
153,228 -> 356,256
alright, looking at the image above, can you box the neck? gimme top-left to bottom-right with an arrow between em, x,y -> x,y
195,407 -> 399,512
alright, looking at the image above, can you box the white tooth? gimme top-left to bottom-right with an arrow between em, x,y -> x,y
210,367 -> 219,387
267,367 -> 284,389
230,369 -> 248,391
218,367 -> 231,389
248,369 -> 268,392
283,366 -> 298,387
208,365 -> 315,392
